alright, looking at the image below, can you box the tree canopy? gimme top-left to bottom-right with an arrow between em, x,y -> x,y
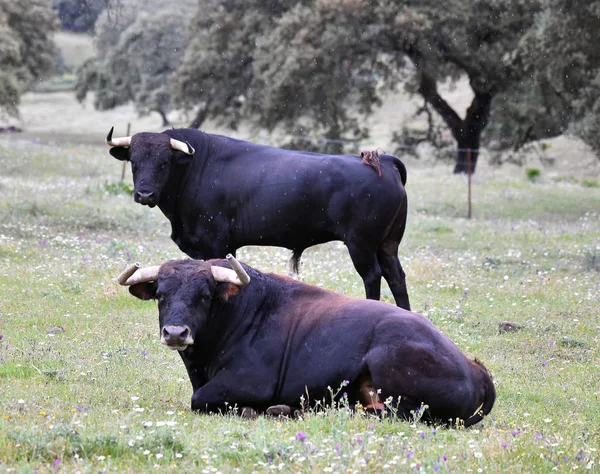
72,0 -> 600,172
522,0 -> 600,155
74,0 -> 194,125
0,0 -> 57,117
174,0 -> 541,172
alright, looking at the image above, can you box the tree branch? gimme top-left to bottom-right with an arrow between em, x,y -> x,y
416,71 -> 464,140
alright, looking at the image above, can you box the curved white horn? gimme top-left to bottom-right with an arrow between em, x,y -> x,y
117,262 -> 140,285
170,138 -> 195,155
210,254 -> 250,286
226,254 -> 250,285
117,264 -> 161,286
106,126 -> 132,147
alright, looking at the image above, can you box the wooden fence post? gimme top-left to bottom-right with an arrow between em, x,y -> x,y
467,148 -> 472,219
120,122 -> 131,182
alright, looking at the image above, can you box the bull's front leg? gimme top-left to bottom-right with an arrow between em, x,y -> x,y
190,374 -> 295,418
191,381 -> 235,414
190,374 -> 271,417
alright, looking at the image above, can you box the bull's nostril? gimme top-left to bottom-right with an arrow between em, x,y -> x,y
162,325 -> 191,345
136,191 -> 154,201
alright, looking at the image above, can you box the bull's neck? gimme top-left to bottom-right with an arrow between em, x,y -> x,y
157,163 -> 191,227
206,280 -> 277,353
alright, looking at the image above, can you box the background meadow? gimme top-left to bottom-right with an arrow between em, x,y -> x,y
0,25 -> 599,473
1,119 -> 599,472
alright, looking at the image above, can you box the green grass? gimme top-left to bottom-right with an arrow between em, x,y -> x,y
1,137 -> 600,473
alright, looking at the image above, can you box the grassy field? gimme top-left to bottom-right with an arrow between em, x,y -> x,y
1,128 -> 599,473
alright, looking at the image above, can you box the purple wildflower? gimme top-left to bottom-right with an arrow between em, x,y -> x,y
295,431 -> 307,441
141,350 -> 148,356
40,240 -> 48,246
0,334 -> 3,341
434,466 -> 440,471
443,454 -> 448,461
54,459 -> 60,466
406,452 -> 414,458
419,432 -> 425,439
503,444 -> 508,449
542,361 -> 548,366
535,433 -> 542,439
512,429 -> 520,437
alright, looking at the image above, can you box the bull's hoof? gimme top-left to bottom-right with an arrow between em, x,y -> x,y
240,407 -> 258,419
266,404 -> 292,417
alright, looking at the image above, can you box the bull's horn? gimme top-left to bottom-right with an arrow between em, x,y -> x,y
210,254 -> 250,286
226,254 -> 251,285
170,138 -> 195,155
117,262 -> 140,285
106,126 -> 132,147
117,264 -> 161,286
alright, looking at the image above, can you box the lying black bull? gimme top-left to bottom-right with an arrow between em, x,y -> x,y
117,256 -> 495,427
107,127 -> 411,309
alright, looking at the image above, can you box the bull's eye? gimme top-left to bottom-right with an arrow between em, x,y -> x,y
156,293 -> 165,304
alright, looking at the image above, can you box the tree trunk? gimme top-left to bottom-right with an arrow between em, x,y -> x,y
453,90 -> 492,174
454,133 -> 481,175
416,71 -> 493,174
156,110 -> 170,127
189,107 -> 208,129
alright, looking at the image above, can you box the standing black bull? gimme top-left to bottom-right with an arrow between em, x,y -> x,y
107,127 -> 411,309
117,256 -> 495,427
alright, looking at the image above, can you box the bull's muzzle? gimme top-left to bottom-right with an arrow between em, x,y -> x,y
134,190 -> 156,207
161,325 -> 194,351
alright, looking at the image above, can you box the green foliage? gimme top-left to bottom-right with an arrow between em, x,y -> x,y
175,0 -> 541,170
75,0 -> 194,124
174,0 -> 299,130
250,0 -> 381,143
523,0 -> 600,155
102,180 -> 134,196
484,77 -> 569,150
0,0 -> 57,117
525,167 -> 541,181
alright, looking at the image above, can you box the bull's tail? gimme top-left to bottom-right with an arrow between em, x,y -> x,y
392,155 -> 407,186
290,248 -> 303,274
464,359 -> 496,428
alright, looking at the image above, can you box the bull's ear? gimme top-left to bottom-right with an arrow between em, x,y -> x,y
109,147 -> 130,162
129,281 -> 157,300
215,282 -> 240,302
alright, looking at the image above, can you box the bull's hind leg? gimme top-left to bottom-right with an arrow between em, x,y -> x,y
377,244 -> 410,310
346,243 -> 382,301
357,372 -> 385,411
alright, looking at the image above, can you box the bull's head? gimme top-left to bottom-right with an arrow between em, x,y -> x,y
106,127 -> 195,208
117,255 -> 250,351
